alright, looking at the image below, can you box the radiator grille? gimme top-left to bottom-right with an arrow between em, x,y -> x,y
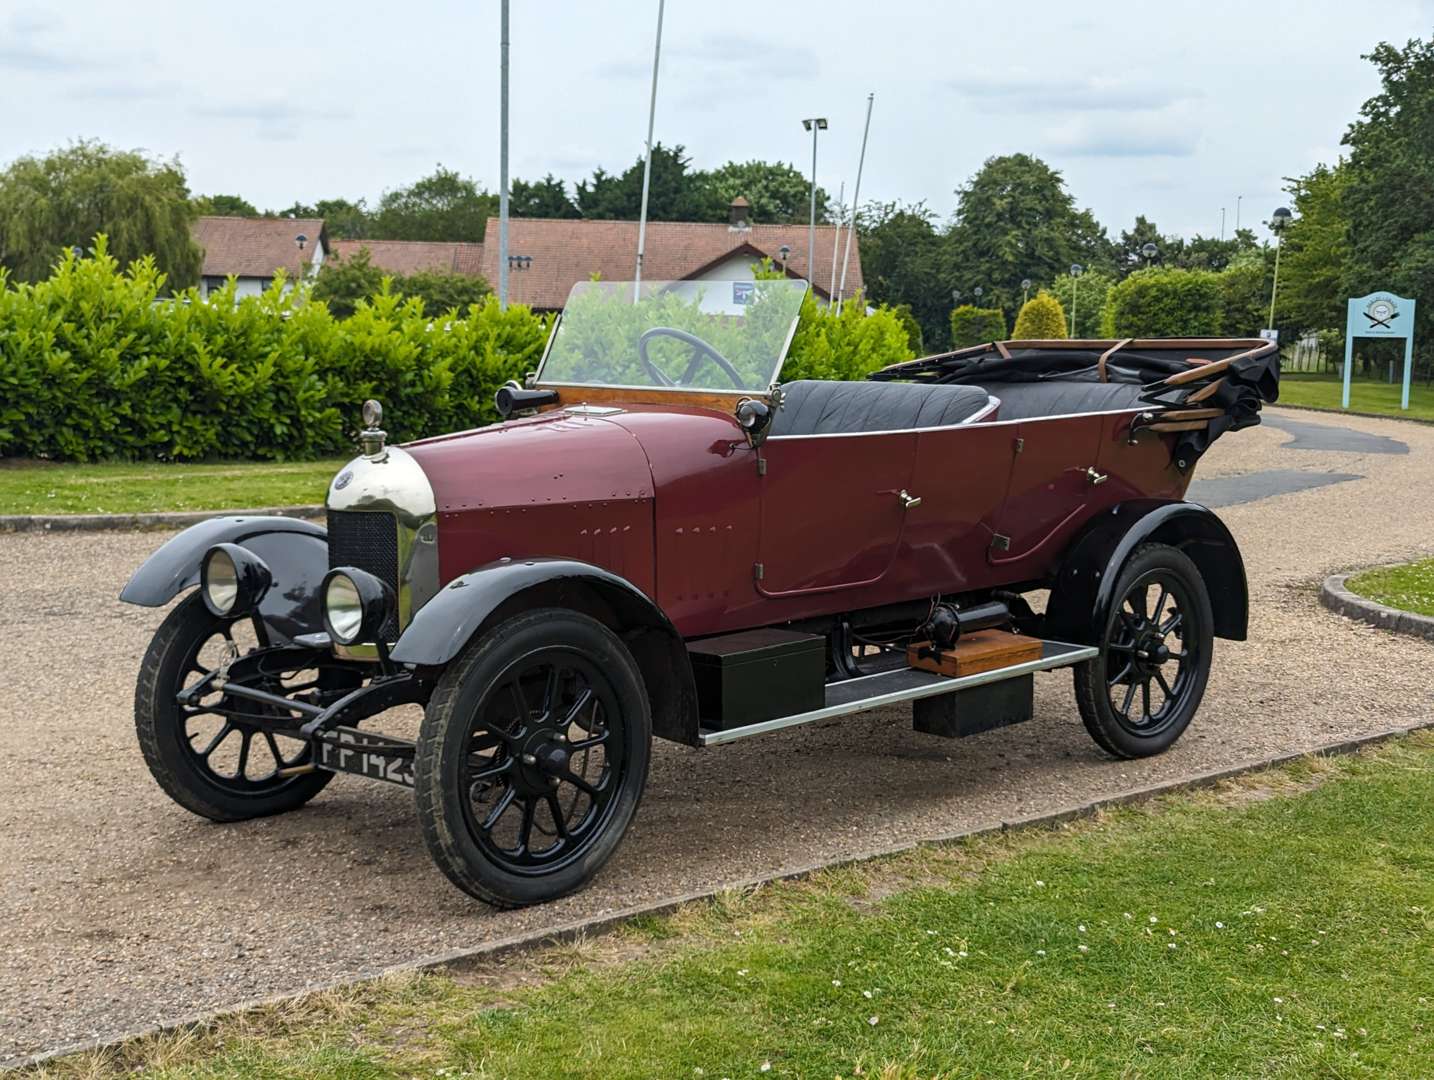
327,510 -> 400,640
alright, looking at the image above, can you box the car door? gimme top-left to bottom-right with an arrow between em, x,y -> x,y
756,432 -> 918,596
990,415 -> 1106,571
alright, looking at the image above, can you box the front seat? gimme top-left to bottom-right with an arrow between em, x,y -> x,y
769,380 -> 992,436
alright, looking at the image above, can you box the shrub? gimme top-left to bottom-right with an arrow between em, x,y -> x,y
0,244 -> 908,462
0,237 -> 546,461
1101,267 -> 1223,337
949,305 -> 1008,348
1012,292 -> 1068,339
782,292 -> 916,381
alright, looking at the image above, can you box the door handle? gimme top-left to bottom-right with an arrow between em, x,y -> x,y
898,489 -> 922,509
1086,467 -> 1109,486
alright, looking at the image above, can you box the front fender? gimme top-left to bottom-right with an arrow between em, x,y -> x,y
390,557 -> 699,746
119,515 -> 329,642
1043,500 -> 1249,645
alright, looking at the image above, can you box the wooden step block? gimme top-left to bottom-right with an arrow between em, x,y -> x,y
906,629 -> 1044,678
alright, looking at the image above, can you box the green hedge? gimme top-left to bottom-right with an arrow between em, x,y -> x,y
0,239 -> 548,461
1100,268 -> 1224,337
949,305 -> 1007,348
0,242 -> 914,461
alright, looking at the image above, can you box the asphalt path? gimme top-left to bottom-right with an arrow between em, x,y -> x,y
3,406 -> 1433,1065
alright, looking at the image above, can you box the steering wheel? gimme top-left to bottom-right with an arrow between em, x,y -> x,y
637,327 -> 746,389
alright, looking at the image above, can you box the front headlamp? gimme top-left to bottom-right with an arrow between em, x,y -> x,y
322,567 -> 395,645
200,543 -> 272,618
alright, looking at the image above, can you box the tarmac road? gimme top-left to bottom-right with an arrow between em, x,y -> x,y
3,406 -> 1433,1065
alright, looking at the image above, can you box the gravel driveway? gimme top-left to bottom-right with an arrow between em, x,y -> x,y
3,407 -> 1432,1065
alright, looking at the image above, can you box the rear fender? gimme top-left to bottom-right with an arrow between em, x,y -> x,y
119,515 -> 329,642
390,558 -> 699,746
1043,500 -> 1249,645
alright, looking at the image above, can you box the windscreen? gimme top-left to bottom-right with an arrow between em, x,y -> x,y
536,279 -> 808,392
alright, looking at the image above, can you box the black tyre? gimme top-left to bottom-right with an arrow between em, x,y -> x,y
135,593 -> 332,821
1073,543 -> 1214,759
414,608 -> 652,908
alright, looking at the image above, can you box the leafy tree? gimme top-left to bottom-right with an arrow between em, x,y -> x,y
1101,268 -> 1223,337
398,268 -> 491,314
1012,292 -> 1067,339
855,200 -> 949,350
575,143 -> 716,221
310,246 -> 385,318
1217,254 -> 1274,336
697,159 -> 829,223
510,174 -> 579,218
1115,215 -> 1174,276
370,166 -> 495,242
943,154 -> 1113,318
194,193 -> 259,217
888,303 -> 924,355
949,305 -> 1007,348
0,140 -> 201,287
311,245 -> 490,319
275,198 -> 371,239
1051,269 -> 1115,338
1341,35 -> 1434,370
1277,161 -> 1352,332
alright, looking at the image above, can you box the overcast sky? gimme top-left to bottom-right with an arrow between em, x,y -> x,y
4,1 -> 1432,242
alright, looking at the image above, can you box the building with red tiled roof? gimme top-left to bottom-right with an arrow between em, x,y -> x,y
329,239 -> 485,277
487,201 -> 863,311
190,200 -> 863,311
193,216 -> 327,297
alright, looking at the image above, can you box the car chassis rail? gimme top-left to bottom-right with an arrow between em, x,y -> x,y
176,636 -> 1098,789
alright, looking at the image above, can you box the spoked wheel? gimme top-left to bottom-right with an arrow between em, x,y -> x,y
135,593 -> 333,821
415,609 -> 652,908
1073,543 -> 1214,759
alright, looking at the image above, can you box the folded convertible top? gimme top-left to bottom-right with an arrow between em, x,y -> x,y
869,337 -> 1281,469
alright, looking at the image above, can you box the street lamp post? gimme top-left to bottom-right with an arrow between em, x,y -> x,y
1021,278 -> 1032,306
1267,206 -> 1292,331
973,286 -> 984,305
1069,264 -> 1083,337
801,117 -> 827,285
1141,242 -> 1158,268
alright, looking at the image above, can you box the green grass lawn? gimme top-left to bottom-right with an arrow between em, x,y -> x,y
1348,557 -> 1434,617
1278,371 -> 1434,421
33,733 -> 1434,1079
0,459 -> 345,515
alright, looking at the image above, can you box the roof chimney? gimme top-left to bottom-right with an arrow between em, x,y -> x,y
729,195 -> 751,230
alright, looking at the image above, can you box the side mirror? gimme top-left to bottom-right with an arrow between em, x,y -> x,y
735,397 -> 773,447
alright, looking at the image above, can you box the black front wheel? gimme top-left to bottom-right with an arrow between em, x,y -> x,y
135,593 -> 332,821
1073,543 -> 1214,759
414,609 -> 652,908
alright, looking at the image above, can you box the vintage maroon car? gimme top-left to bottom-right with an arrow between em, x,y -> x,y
121,279 -> 1279,907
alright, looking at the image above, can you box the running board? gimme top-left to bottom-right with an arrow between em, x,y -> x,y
697,639 -> 1097,747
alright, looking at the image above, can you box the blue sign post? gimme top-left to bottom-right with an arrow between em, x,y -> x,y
1343,291 -> 1416,410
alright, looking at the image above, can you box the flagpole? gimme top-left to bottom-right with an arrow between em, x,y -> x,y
634,0 -> 666,296
836,93 -> 873,313
497,0 -> 510,309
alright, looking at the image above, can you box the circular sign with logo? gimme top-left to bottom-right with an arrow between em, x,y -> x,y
334,470 -> 354,491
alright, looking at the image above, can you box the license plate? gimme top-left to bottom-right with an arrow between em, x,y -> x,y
316,728 -> 415,787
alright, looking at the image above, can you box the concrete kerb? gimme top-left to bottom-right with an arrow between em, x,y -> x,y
1321,570 -> 1434,642
0,505 -> 323,533
14,719 -> 1433,1072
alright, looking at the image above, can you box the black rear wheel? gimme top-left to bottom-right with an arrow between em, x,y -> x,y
1073,543 -> 1214,759
135,593 -> 332,821
414,609 -> 652,908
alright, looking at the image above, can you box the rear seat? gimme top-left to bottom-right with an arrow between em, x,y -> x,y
770,380 -> 993,436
